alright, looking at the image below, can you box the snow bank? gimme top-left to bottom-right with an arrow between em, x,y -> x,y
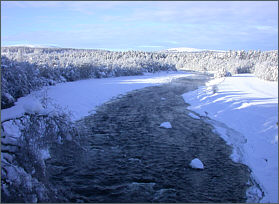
182,74 -> 278,203
1,71 -> 192,122
159,122 -> 172,129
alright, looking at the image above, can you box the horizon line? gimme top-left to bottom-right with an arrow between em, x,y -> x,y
1,44 -> 278,52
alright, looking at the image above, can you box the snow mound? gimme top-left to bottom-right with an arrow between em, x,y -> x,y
23,99 -> 44,114
40,148 -> 51,160
189,158 -> 204,169
160,122 -> 172,129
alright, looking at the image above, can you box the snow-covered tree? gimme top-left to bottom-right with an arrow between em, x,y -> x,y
1,47 -> 277,109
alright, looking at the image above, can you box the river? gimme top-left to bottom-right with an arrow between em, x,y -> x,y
46,74 -> 252,202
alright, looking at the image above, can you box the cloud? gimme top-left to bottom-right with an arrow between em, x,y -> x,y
2,1 -> 278,51
164,41 -> 179,45
254,25 -> 278,33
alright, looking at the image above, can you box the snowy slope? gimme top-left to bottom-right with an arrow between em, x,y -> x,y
165,47 -> 206,52
3,44 -> 59,48
1,71 -> 192,122
182,74 -> 278,203
162,47 -> 226,53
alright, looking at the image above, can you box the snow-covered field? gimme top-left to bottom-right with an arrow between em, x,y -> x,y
182,74 -> 278,203
1,71 -> 192,122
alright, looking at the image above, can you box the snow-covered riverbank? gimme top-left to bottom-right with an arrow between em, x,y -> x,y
1,71 -> 193,122
182,74 -> 278,203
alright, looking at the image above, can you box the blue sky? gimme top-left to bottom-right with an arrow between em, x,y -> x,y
1,1 -> 278,51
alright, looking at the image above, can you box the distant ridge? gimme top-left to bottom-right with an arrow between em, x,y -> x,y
3,44 -> 60,48
161,47 -> 226,53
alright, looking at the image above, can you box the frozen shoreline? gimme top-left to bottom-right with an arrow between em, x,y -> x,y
1,71 -> 193,122
182,74 -> 278,203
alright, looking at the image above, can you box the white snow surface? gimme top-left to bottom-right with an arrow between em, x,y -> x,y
189,158 -> 204,169
166,47 -> 206,52
2,120 -> 22,141
182,74 -> 278,203
159,122 -> 172,129
3,44 -> 59,48
163,47 -> 226,53
1,71 -> 192,122
40,148 -> 51,160
23,99 -> 44,114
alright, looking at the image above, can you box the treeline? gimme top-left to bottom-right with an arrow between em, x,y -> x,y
1,48 -> 175,109
1,47 -> 278,109
2,47 -> 277,81
175,50 -> 277,80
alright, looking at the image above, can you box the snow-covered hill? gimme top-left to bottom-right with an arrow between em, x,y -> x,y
4,44 -> 59,48
162,47 -> 226,53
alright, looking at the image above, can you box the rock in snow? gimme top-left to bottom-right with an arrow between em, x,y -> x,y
160,122 -> 172,129
189,158 -> 204,169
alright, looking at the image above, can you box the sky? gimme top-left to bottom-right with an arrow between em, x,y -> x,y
1,1 -> 278,51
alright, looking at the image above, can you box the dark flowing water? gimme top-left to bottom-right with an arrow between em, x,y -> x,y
46,74 -> 251,202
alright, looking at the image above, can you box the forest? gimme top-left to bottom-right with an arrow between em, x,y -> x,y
1,46 -> 278,109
